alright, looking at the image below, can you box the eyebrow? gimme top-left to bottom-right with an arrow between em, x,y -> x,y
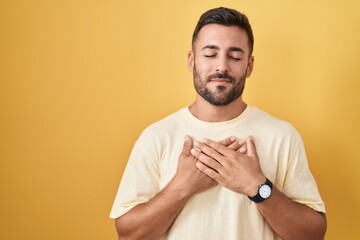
229,46 -> 244,54
201,45 -> 219,51
201,45 -> 245,54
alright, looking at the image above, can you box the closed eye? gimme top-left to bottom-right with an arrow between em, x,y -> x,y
229,55 -> 242,60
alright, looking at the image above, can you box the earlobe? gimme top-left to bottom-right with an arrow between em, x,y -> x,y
188,51 -> 195,72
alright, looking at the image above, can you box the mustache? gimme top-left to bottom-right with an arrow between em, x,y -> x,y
207,72 -> 235,82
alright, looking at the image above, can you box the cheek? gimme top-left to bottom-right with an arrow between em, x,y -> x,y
231,64 -> 247,75
195,60 -> 213,75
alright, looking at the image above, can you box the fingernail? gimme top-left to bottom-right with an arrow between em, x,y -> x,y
194,141 -> 200,146
230,136 -> 237,141
239,147 -> 246,153
191,148 -> 197,155
184,135 -> 190,141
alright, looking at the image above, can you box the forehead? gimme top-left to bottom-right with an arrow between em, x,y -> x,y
195,24 -> 249,53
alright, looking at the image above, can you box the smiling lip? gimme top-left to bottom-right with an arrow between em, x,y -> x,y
210,78 -> 231,83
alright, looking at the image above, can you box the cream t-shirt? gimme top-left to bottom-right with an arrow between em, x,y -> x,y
110,106 -> 325,240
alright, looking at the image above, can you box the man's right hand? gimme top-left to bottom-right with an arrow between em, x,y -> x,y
170,135 -> 217,197
114,135 -> 246,240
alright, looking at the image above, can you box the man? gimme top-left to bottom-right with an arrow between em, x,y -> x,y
110,7 -> 327,240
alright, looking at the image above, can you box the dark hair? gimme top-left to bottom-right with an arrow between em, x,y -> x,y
192,7 -> 254,56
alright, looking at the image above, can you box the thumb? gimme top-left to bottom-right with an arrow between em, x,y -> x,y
246,136 -> 258,158
182,135 -> 193,155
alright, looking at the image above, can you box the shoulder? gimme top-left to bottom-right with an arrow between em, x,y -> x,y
247,106 -> 302,141
135,108 -> 187,145
143,108 -> 186,134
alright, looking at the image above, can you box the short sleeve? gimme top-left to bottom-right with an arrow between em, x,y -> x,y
109,138 -> 161,219
283,139 -> 326,213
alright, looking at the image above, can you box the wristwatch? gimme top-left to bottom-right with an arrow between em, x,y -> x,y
248,178 -> 273,203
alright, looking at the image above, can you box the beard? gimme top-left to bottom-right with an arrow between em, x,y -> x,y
193,64 -> 246,106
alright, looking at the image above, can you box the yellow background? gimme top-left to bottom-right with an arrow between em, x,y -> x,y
1,0 -> 359,239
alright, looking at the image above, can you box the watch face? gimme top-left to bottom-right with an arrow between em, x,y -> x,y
259,184 -> 272,199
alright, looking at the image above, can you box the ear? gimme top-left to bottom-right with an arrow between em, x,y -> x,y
187,51 -> 195,73
245,56 -> 254,78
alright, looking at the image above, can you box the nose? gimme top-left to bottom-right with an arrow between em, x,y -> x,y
216,55 -> 229,73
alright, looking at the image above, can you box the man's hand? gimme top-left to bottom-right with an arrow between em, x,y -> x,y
170,136 -> 217,196
171,135 -> 246,197
190,136 -> 265,196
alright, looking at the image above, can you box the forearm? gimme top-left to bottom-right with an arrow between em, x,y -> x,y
115,180 -> 192,240
256,187 -> 327,240
114,135 -> 219,239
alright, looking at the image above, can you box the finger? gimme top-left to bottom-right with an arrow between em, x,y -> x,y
237,139 -> 246,153
196,161 -> 220,181
228,139 -> 246,152
181,135 -> 193,155
238,139 -> 246,146
191,148 -> 223,172
202,138 -> 233,157
218,136 -> 237,146
194,140 -> 226,164
246,135 -> 258,157
239,146 -> 247,154
227,141 -> 240,151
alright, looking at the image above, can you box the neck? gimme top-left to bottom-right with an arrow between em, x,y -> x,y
189,95 -> 247,122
